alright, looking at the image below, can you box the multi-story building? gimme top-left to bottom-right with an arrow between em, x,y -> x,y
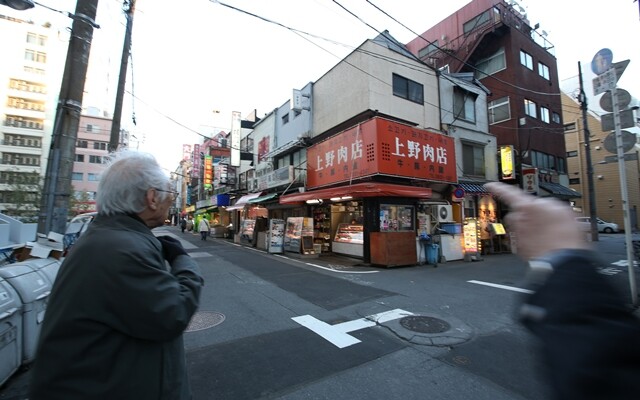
405,0 -> 577,200
71,111 -> 113,214
562,92 -> 640,231
0,12 -> 67,217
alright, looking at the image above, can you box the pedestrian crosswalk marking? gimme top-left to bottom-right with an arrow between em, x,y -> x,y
189,252 -> 213,258
611,259 -> 639,267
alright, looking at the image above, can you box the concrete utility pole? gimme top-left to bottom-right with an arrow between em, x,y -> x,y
577,62 -> 599,242
109,0 -> 135,153
38,0 -> 99,234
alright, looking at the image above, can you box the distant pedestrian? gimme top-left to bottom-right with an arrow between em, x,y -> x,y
180,216 -> 187,233
29,150 -> 203,400
199,218 -> 210,241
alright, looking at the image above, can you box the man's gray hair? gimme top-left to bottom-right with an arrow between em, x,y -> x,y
96,150 -> 170,216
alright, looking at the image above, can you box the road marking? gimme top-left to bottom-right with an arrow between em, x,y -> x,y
273,255 -> 379,274
611,259 -> 639,267
153,231 -> 197,249
598,266 -> 623,275
467,280 -> 533,294
189,252 -> 212,258
292,308 -> 413,348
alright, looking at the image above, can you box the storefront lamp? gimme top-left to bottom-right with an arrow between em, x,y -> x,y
306,199 -> 323,205
330,196 -> 353,202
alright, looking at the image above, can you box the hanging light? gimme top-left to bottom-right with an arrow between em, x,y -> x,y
0,0 -> 35,10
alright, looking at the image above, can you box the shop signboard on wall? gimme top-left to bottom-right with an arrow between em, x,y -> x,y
307,117 -> 457,188
522,167 -> 538,195
500,145 -> 515,180
268,219 -> 285,254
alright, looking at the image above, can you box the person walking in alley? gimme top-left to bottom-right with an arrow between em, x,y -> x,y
485,182 -> 640,400
180,216 -> 187,233
29,151 -> 204,400
199,217 -> 210,241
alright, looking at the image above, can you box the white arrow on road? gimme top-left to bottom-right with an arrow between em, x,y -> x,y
292,308 -> 413,348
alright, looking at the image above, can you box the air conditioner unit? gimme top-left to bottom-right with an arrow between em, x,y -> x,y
431,205 -> 453,223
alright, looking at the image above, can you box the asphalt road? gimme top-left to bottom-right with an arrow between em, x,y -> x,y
1,229 -> 638,400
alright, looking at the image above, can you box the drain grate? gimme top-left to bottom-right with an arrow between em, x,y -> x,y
185,311 -> 225,332
399,316 -> 451,334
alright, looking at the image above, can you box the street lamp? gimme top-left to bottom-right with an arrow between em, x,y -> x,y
0,0 -> 34,10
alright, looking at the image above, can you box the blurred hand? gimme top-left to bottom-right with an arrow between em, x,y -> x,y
156,235 -> 188,264
484,182 -> 590,260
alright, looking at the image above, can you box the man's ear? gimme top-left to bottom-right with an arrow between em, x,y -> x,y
146,188 -> 158,211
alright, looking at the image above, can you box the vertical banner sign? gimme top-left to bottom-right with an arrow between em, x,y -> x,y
231,111 -> 241,167
182,144 -> 191,161
192,144 -> 201,178
203,155 -> 213,190
500,145 -> 515,180
521,167 -> 538,195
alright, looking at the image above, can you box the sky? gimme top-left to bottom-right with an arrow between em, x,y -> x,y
13,0 -> 640,171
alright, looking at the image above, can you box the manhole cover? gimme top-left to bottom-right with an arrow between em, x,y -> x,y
185,311 -> 225,332
399,316 -> 451,333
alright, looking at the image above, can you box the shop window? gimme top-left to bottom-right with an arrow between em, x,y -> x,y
380,204 -> 414,232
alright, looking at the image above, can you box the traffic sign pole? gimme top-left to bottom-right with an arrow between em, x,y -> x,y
611,79 -> 638,305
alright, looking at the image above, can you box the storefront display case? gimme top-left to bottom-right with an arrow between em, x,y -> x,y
332,223 -> 363,257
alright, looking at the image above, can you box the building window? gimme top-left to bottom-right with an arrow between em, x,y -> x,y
552,112 -> 561,124
24,50 -> 46,63
462,143 -> 485,176
89,155 -> 103,164
453,87 -> 476,122
564,122 -> 577,131
488,96 -> 510,124
566,150 -> 578,157
392,73 -> 424,104
524,99 -> 537,118
88,173 -> 100,182
475,48 -> 506,78
93,142 -> 107,150
540,106 -> 550,123
558,157 -> 566,173
86,124 -> 94,132
281,113 -> 289,125
531,150 -> 557,171
463,9 -> 492,34
77,140 -> 88,148
569,178 -> 580,185
75,154 -> 85,162
538,62 -> 550,80
520,50 -> 533,70
418,40 -> 439,58
71,172 -> 83,181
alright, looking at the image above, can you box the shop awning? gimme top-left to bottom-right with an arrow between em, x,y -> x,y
226,192 -> 263,211
279,182 -> 432,204
457,182 -> 489,194
539,182 -> 582,199
247,192 -> 279,204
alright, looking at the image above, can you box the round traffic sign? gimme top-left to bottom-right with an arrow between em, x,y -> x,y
592,48 -> 613,75
603,130 -> 636,154
599,89 -> 631,112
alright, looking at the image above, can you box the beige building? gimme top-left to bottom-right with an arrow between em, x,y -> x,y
0,13 -> 67,217
562,92 -> 640,231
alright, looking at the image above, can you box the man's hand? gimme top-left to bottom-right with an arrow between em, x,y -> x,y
484,182 -> 590,260
156,235 -> 188,264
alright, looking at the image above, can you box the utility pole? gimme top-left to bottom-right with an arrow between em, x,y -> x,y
109,0 -> 135,152
577,62 -> 599,242
38,0 -> 100,235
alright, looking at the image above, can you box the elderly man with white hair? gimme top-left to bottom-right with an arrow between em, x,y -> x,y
30,151 -> 204,400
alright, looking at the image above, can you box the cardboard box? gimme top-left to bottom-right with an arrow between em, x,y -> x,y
12,231 -> 64,261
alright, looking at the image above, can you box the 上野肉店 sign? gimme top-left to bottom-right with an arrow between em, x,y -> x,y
307,117 -> 457,188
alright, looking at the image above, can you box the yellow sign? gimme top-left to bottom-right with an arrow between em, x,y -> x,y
500,146 -> 514,180
491,223 -> 506,235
